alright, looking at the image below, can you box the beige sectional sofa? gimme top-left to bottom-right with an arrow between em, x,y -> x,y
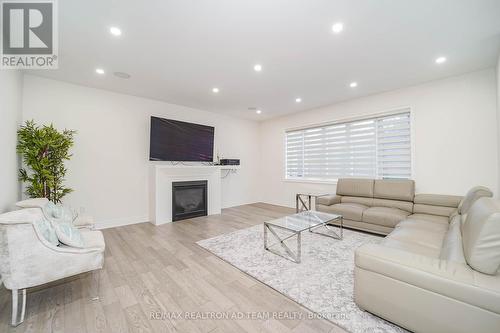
355,194 -> 500,333
317,178 -> 462,235
318,179 -> 499,332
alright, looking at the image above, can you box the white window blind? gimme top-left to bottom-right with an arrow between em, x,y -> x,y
286,110 -> 411,181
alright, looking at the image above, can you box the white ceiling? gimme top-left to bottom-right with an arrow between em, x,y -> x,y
28,0 -> 500,120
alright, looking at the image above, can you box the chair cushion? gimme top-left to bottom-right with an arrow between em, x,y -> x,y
80,230 -> 106,250
458,186 -> 493,215
461,198 -> 500,275
407,213 -> 449,225
321,203 -> 368,221
373,179 -> 415,202
362,207 -> 410,228
336,178 -> 374,198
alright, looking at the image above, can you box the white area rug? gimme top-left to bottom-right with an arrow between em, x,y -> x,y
197,225 -> 408,333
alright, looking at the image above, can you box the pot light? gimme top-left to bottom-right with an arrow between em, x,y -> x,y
256,109 -> 262,114
254,64 -> 262,72
109,27 -> 122,36
435,56 -> 447,64
295,97 -> 302,103
349,82 -> 358,88
332,22 -> 344,34
95,68 -> 105,75
212,87 -> 219,93
114,72 -> 131,79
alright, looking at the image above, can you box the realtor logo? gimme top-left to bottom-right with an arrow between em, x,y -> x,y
1,0 -> 58,69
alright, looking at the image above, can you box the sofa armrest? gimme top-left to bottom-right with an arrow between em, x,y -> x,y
316,195 -> 341,206
355,244 -> 500,314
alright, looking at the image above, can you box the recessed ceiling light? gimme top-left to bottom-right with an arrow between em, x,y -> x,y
95,68 -> 105,75
109,27 -> 122,36
435,56 -> 447,64
113,72 -> 131,79
349,82 -> 358,88
254,64 -> 262,72
256,109 -> 262,114
212,87 -> 219,93
295,98 -> 302,103
332,22 -> 344,34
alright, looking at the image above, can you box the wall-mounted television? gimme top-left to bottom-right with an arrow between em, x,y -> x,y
149,116 -> 215,162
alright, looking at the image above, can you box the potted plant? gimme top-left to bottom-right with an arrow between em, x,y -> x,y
17,120 -> 76,203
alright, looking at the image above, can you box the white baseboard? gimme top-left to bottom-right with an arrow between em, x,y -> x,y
95,215 -> 149,230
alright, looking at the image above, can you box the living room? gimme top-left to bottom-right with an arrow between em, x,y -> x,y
1,1 -> 500,332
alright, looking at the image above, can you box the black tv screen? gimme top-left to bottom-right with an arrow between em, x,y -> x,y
149,116 -> 214,162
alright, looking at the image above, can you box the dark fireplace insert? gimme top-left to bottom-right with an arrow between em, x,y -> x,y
172,180 -> 208,221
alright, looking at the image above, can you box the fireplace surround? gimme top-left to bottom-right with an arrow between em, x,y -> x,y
149,165 -> 224,225
172,180 -> 208,221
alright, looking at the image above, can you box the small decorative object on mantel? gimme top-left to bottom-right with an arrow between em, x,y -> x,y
17,120 -> 76,203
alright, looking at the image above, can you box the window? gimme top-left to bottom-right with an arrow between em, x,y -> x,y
285,110 -> 411,181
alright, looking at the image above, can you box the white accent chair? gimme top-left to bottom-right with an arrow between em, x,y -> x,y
0,208 -> 105,326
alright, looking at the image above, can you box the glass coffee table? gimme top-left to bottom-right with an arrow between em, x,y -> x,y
264,210 -> 343,263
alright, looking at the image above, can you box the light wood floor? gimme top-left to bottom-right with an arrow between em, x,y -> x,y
0,203 -> 346,333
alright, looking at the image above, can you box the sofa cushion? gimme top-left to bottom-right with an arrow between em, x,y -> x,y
336,178 -> 374,198
413,204 -> 456,218
461,198 -> 500,275
321,203 -> 368,221
316,195 -> 340,206
380,237 -> 441,257
372,198 -> 413,213
362,207 -> 410,228
458,186 -> 493,215
407,213 -> 449,225
373,179 -> 415,202
414,194 -> 462,207
341,196 -> 373,206
386,224 -> 445,250
397,219 -> 449,233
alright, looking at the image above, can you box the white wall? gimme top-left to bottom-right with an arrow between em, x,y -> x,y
497,54 -> 500,195
22,75 -> 261,227
0,71 -> 23,213
259,69 -> 498,208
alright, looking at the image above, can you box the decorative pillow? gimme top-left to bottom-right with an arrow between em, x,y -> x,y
16,198 -> 49,209
33,218 -> 59,246
42,202 -> 76,224
42,201 -> 57,218
55,223 -> 84,248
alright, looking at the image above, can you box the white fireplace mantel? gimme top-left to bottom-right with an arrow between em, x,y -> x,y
149,164 -> 236,225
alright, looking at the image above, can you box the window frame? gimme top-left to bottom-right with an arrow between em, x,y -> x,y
283,107 -> 414,184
